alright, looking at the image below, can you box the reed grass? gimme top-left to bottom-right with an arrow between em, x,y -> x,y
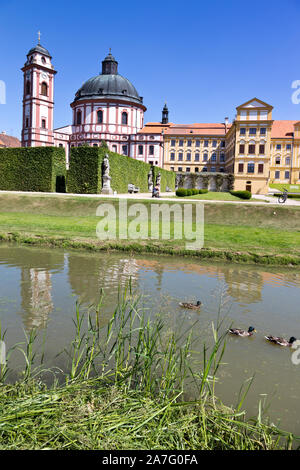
0,286 -> 298,450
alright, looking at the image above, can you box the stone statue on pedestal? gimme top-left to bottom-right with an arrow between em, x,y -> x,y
148,170 -> 153,192
156,171 -> 161,189
101,154 -> 113,194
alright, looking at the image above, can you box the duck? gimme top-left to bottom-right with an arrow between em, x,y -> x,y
264,335 -> 297,347
228,326 -> 256,337
179,301 -> 201,310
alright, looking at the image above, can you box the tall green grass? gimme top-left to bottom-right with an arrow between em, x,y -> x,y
0,286 -> 298,450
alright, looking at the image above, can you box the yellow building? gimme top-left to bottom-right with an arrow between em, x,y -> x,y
161,98 -> 300,194
269,121 -> 300,185
226,98 -> 273,194
163,123 -> 228,174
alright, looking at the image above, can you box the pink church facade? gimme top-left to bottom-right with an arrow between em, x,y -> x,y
21,41 -> 168,167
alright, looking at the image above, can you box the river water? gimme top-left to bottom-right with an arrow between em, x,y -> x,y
0,244 -> 300,435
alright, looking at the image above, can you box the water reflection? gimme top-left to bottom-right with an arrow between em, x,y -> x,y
20,269 -> 53,329
68,254 -> 140,305
1,245 -> 300,331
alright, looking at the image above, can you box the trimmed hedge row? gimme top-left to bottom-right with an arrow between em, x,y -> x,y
153,166 -> 176,192
0,147 -> 66,192
230,190 -> 252,200
67,147 -> 101,194
68,147 -> 176,194
0,146 -> 175,195
176,188 -> 208,197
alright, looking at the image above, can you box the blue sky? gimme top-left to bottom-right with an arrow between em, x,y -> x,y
0,0 -> 300,138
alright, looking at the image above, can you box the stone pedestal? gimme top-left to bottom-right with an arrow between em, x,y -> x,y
101,175 -> 113,194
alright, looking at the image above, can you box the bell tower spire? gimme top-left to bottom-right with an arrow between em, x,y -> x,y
161,102 -> 169,124
21,39 -> 57,147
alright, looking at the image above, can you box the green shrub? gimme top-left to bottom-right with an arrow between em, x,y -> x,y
176,188 -> 208,197
176,188 -> 187,197
230,190 -> 252,200
0,147 -> 66,192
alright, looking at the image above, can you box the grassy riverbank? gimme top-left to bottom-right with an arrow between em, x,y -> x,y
0,193 -> 300,265
0,291 -> 297,450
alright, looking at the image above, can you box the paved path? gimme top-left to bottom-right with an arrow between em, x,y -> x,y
1,190 -> 300,206
252,194 -> 300,205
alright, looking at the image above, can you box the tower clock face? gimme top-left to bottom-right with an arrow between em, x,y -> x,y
41,73 -> 48,80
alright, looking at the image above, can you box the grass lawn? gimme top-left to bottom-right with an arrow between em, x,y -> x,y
0,193 -> 300,265
269,183 -> 300,193
175,191 -> 266,202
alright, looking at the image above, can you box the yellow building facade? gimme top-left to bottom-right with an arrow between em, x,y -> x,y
161,98 -> 300,194
269,121 -> 300,185
163,124 -> 227,174
226,98 -> 273,194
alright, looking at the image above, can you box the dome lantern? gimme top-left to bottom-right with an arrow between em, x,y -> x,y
101,50 -> 118,75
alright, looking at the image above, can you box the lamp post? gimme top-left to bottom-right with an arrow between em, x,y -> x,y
161,129 -> 165,168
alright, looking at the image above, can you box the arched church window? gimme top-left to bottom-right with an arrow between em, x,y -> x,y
97,110 -> 103,124
41,82 -> 48,96
76,111 -> 82,125
41,57 -> 46,64
122,112 -> 128,125
26,81 -> 30,95
138,145 -> 143,155
149,145 -> 154,155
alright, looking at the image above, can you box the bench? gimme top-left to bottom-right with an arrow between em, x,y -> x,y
128,184 -> 140,194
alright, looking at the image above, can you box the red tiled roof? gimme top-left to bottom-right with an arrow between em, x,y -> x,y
0,133 -> 21,148
164,123 -> 231,136
271,120 -> 298,139
138,122 -> 172,134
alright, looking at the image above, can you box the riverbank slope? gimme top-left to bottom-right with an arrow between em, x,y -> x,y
0,193 -> 299,266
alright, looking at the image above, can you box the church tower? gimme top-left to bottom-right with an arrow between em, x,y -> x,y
161,103 -> 169,124
21,34 -> 57,147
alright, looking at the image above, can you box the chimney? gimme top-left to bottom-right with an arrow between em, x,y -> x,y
224,117 -> 229,133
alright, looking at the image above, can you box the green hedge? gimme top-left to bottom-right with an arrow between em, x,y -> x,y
230,190 -> 252,200
105,150 -> 151,193
0,147 -> 66,192
152,166 -> 176,192
68,147 -> 176,194
67,147 -> 101,194
176,188 -> 208,197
